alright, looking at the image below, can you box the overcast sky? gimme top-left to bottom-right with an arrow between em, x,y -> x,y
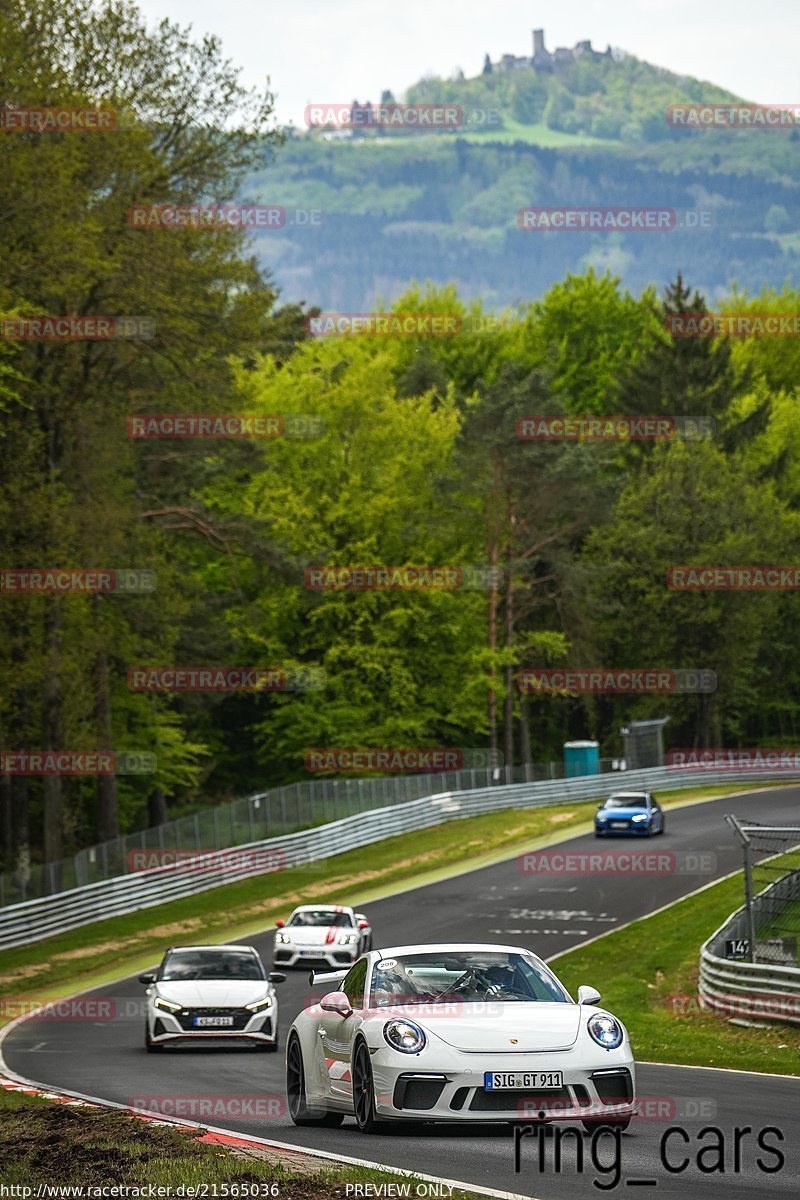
133,0 -> 800,128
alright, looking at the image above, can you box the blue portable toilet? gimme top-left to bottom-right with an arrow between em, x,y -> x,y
563,740 -> 600,778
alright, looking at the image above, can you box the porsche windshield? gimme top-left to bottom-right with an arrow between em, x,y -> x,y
369,951 -> 569,1005
160,950 -> 265,981
289,910 -> 353,927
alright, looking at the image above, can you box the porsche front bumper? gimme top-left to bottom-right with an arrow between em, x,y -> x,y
367,1044 -> 636,1124
272,945 -> 359,968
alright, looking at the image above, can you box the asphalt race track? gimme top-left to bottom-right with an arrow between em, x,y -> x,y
4,787 -> 800,1198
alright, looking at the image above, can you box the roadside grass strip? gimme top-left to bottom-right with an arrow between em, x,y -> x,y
0,1086 -> 490,1197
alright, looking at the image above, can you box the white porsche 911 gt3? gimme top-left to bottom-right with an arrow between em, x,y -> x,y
285,943 -> 635,1132
140,944 -> 285,1052
272,904 -> 372,970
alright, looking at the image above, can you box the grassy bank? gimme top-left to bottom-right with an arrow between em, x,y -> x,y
552,873 -> 800,1075
0,1088 -> 477,1194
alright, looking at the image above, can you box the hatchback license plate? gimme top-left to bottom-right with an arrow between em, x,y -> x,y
611,821 -> 628,829
484,1071 -> 563,1090
194,1016 -> 234,1027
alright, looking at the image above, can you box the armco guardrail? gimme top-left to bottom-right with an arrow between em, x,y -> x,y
0,757 -> 626,906
699,848 -> 800,1025
700,910 -> 800,1027
0,766 -> 796,951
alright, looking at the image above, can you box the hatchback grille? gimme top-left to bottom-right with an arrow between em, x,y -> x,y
176,1008 -> 251,1032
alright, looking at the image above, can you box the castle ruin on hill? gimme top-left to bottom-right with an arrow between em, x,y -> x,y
490,28 -> 626,73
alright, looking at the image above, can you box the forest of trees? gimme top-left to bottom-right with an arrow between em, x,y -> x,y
2,0 -> 800,883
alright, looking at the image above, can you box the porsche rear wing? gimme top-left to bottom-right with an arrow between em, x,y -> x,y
308,968 -> 349,986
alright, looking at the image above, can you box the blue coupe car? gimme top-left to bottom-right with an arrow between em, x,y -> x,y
594,791 -> 665,837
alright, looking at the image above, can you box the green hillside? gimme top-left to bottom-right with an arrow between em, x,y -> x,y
246,37 -> 800,311
403,48 -> 738,144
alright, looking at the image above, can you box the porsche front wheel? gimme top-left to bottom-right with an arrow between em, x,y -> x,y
353,1041 -> 385,1133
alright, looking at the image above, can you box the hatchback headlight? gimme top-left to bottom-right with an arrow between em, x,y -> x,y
383,1018 -> 426,1054
587,1014 -> 623,1049
631,813 -> 649,823
275,933 -> 292,944
153,996 -> 182,1013
245,996 -> 273,1013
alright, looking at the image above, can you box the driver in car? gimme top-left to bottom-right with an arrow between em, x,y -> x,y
481,963 -> 517,995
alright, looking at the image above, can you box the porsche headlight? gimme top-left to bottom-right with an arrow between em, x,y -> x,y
587,1014 -> 623,1049
153,996 -> 182,1013
338,933 -> 359,945
245,995 -> 273,1013
275,933 -> 292,944
383,1018 -> 426,1054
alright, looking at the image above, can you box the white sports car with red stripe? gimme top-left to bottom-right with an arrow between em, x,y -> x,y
285,943 -> 636,1132
272,905 -> 372,969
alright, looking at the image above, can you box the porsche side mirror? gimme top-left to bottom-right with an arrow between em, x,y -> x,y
269,972 -> 287,984
577,985 -> 601,1005
138,972 -> 156,985
275,919 -> 285,928
357,920 -> 369,930
319,990 -> 353,1018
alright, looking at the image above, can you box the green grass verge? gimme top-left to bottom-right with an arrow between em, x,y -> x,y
0,1088 -> 479,1194
552,874 -> 800,1075
0,784 -> 775,1018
